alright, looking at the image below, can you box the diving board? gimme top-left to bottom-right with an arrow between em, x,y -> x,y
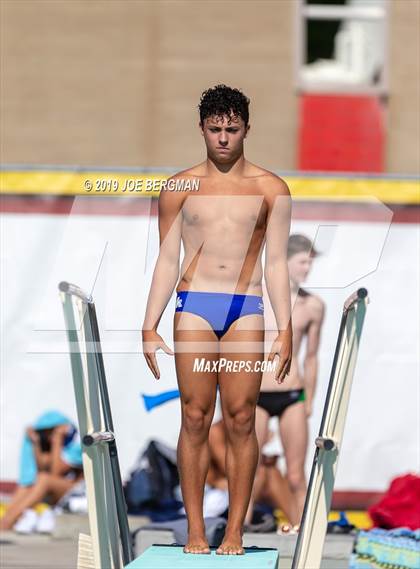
125,545 -> 279,568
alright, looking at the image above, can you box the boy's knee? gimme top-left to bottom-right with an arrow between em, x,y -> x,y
287,470 -> 305,491
182,405 -> 210,435
226,404 -> 255,438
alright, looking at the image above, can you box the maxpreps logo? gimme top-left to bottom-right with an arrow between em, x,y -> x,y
193,357 -> 276,373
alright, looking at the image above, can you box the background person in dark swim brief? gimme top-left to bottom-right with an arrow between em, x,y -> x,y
246,234 -> 325,528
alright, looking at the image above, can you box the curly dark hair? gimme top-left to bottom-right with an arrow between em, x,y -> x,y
198,84 -> 250,126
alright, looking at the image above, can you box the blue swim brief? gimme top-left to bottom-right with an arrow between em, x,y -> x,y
175,290 -> 264,340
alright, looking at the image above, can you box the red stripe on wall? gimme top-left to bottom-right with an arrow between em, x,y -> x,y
0,195 -> 158,216
1,195 -> 418,223
332,491 -> 384,511
0,479 -> 383,511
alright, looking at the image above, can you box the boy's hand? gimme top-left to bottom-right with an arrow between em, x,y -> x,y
268,325 -> 292,384
26,427 -> 40,445
142,329 -> 174,380
52,424 -> 70,439
304,399 -> 313,418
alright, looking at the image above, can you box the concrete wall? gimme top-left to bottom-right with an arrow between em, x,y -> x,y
2,0 -> 419,175
1,0 -> 297,170
2,208 -> 419,489
387,0 -> 420,174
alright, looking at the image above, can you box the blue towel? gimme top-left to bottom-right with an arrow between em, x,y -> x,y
61,435 -> 83,468
18,410 -> 80,486
141,390 -> 180,411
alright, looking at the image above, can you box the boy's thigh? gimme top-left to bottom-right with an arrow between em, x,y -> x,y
218,316 -> 265,415
174,314 -> 219,411
279,403 -> 308,467
47,475 -> 78,502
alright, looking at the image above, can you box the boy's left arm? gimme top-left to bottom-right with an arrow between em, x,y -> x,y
303,300 -> 325,416
264,177 -> 293,384
50,425 -> 73,476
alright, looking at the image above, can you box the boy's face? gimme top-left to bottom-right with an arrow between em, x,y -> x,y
288,251 -> 314,285
200,113 -> 249,162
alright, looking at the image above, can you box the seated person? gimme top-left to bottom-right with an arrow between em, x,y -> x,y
1,411 -> 83,531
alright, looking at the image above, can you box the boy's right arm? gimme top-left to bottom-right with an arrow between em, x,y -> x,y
141,179 -> 184,378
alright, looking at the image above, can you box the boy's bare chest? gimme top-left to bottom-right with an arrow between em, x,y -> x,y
182,189 -> 268,230
292,298 -> 313,335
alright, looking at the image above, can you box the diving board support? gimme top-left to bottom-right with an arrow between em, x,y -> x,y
59,282 -> 133,569
291,288 -> 369,569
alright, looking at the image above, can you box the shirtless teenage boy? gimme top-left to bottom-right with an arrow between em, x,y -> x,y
142,84 -> 292,555
253,234 -> 325,527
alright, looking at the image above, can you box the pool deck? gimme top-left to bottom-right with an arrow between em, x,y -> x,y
1,513 -> 355,569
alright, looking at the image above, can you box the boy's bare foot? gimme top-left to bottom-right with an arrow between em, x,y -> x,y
277,523 -> 300,535
216,529 -> 244,555
183,534 -> 211,554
